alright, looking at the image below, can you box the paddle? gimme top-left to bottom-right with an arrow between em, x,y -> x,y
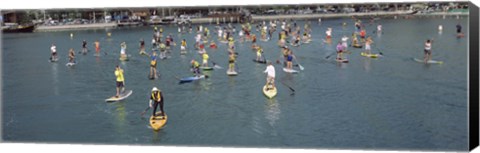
280,81 -> 295,95
140,106 -> 150,116
212,62 -> 223,69
295,57 -> 304,70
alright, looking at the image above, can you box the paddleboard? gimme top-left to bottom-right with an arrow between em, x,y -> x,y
361,52 -> 381,58
159,55 -> 171,59
66,62 -> 76,66
353,44 -> 363,48
336,58 -> 349,63
263,84 -> 277,99
105,90 -> 133,102
179,75 -> 206,84
139,51 -> 148,56
150,112 -> 167,131
180,50 -> 187,55
226,70 -> 238,76
119,57 -> 129,61
283,68 -> 299,73
291,43 -> 300,47
200,67 -> 214,70
252,59 -> 267,64
413,58 -> 443,64
49,57 -> 59,62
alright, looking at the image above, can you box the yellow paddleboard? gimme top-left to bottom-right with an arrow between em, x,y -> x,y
150,112 -> 167,131
263,85 -> 277,99
361,52 -> 380,58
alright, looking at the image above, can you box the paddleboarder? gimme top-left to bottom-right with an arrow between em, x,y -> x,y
264,61 -> 276,90
423,39 -> 433,64
68,48 -> 75,63
120,42 -> 127,60
365,36 -> 374,54
50,43 -> 57,61
202,52 -> 209,67
149,87 -> 165,117
94,40 -> 100,55
150,51 -> 158,79
114,65 -> 125,98
191,59 -> 201,77
336,41 -> 345,60
139,38 -> 146,54
82,40 -> 87,54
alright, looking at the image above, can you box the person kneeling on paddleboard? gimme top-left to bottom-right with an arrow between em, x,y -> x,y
115,65 -> 125,98
264,61 -> 276,91
149,87 -> 165,117
191,59 -> 201,77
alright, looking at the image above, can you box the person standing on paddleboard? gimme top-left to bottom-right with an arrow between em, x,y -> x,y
68,48 -> 75,63
341,35 -> 349,49
82,40 -> 87,54
94,40 -> 100,55
120,42 -> 127,59
149,87 -> 165,117
139,38 -> 145,54
456,23 -> 464,37
256,46 -> 264,62
50,43 -> 57,61
365,36 -> 374,54
114,65 -> 125,98
264,61 -> 276,90
228,52 -> 237,72
423,39 -> 433,64
150,51 -> 158,79
202,52 -> 209,67
285,49 -> 297,70
336,41 -> 345,60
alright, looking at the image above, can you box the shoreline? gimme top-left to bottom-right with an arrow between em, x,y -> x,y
35,23 -> 117,32
33,11 -> 469,32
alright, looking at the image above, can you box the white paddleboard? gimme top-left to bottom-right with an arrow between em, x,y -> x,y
226,70 -> 238,76
105,90 -> 133,102
66,62 -> 76,66
283,68 -> 299,73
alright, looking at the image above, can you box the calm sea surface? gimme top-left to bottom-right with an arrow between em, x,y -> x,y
2,16 -> 468,151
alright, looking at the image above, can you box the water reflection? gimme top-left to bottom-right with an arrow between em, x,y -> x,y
363,58 -> 372,72
265,99 -> 280,129
51,62 -> 59,95
113,101 -> 127,138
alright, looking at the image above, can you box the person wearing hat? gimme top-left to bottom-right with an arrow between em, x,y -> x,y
149,87 -> 165,117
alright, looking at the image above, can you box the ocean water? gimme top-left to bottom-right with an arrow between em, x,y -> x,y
2,16 -> 469,151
